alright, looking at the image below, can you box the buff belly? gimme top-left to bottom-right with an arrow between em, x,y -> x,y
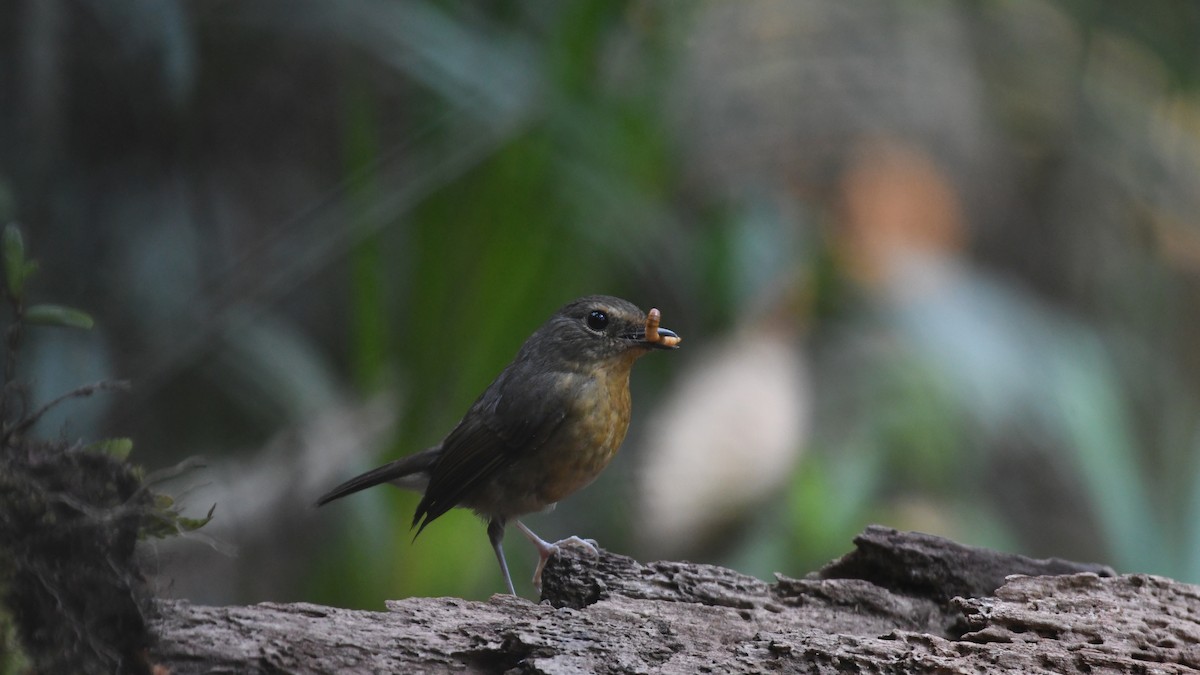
465,364 -> 634,519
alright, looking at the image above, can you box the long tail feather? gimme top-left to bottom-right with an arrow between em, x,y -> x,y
315,447 -> 439,506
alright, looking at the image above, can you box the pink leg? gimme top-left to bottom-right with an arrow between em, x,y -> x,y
513,521 -> 598,592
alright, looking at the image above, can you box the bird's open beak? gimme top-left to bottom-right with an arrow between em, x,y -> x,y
645,327 -> 680,350
622,327 -> 681,349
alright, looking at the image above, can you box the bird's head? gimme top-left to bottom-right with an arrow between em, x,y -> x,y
529,295 -> 680,369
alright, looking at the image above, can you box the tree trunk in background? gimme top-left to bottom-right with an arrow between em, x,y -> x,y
152,526 -> 1200,674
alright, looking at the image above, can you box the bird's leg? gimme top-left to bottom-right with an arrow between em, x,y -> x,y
487,518 -> 517,596
513,521 -> 598,592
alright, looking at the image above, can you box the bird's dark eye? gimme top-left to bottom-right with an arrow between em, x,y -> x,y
586,310 -> 608,331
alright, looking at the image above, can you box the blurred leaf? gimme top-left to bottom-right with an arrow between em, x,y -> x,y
0,603 -> 30,675
87,438 -> 134,461
3,224 -> 29,298
174,503 -> 217,533
24,304 -> 94,330
141,501 -> 215,540
788,445 -> 881,568
1052,340 -> 1165,574
342,70 -> 390,393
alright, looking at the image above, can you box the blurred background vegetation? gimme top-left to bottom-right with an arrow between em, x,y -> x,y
4,0 -> 1200,608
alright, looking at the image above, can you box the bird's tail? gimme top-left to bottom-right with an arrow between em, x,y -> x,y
315,447 -> 440,506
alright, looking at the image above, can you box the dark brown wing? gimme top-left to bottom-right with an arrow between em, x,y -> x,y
412,364 -> 568,534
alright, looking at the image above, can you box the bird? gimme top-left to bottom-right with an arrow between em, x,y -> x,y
316,295 -> 680,595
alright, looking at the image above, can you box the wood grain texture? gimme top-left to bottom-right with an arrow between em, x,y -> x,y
152,526 -> 1200,674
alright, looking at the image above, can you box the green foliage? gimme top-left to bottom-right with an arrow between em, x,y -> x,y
0,603 -> 29,675
87,437 -> 135,462
24,303 -> 94,329
0,223 -> 209,673
141,496 -> 216,540
4,224 -> 91,330
2,224 -> 35,300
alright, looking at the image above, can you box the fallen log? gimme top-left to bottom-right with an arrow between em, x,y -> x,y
153,525 -> 1200,674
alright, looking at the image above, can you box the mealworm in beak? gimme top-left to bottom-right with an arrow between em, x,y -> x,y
646,308 -> 662,342
646,308 -> 681,347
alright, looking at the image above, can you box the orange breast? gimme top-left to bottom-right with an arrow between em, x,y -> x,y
541,365 -> 632,503
464,355 -> 638,519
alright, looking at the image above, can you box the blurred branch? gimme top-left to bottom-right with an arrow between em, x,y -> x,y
3,380 -> 130,443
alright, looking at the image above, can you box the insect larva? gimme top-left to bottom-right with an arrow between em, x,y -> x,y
645,308 -> 681,347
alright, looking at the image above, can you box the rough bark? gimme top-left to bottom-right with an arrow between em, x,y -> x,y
152,525 -> 1200,674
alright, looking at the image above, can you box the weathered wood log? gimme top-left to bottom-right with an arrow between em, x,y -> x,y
152,526 -> 1200,674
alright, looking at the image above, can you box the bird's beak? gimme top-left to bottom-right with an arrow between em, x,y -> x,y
645,327 -> 680,350
622,327 -> 681,349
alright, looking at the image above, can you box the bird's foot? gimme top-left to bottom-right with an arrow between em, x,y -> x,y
550,535 -> 599,556
514,521 -> 601,592
531,536 -> 599,592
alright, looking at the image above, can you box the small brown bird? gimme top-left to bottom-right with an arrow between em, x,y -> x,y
316,295 -> 680,594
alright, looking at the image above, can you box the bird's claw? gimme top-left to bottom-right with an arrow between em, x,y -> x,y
554,535 -> 599,556
532,536 -> 601,592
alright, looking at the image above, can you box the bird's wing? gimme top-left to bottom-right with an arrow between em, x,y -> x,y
413,366 -> 568,534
